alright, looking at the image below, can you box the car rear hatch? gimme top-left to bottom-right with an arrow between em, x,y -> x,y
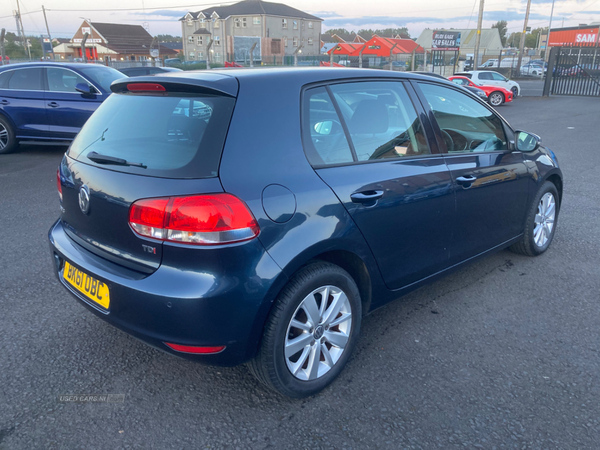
58,74 -> 238,274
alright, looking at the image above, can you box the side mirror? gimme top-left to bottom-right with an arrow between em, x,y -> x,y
515,130 -> 541,152
75,83 -> 95,95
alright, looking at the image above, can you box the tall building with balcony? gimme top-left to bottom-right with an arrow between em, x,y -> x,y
180,0 -> 322,63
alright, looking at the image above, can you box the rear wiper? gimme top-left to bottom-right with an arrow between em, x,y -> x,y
87,151 -> 147,168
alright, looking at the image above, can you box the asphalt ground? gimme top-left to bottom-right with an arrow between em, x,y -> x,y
1,95 -> 599,449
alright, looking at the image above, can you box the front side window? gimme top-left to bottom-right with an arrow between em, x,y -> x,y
329,82 -> 430,161
418,83 -> 507,153
303,87 -> 353,165
451,78 -> 469,86
7,68 -> 42,90
491,72 -> 507,81
47,68 -> 86,92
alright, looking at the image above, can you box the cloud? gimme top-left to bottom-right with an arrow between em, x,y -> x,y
131,10 -> 187,18
309,11 -> 341,18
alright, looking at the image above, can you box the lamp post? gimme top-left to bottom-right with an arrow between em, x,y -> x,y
80,17 -> 95,61
545,0 -> 556,62
206,39 -> 213,70
293,44 -> 304,66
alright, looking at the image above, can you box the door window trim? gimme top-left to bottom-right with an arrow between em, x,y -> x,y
410,80 -> 516,155
300,78 -> 439,169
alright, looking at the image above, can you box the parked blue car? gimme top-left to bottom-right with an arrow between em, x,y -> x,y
49,68 -> 563,397
0,62 -> 125,154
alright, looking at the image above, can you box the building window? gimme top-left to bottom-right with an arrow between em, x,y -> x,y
186,19 -> 193,27
215,52 -> 221,62
293,21 -> 298,30
242,18 -> 247,27
308,38 -> 313,46
198,51 -> 203,58
196,36 -> 203,45
188,36 -> 194,44
214,19 -> 220,28
253,17 -> 260,25
293,37 -> 298,47
199,19 -> 206,28
308,21 -> 313,29
188,51 -> 195,59
282,19 -> 287,29
235,18 -> 247,28
214,36 -> 220,45
283,36 -> 288,47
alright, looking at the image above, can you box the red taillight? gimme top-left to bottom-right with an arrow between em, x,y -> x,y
57,168 -> 63,202
128,194 -> 260,245
164,342 -> 226,354
127,83 -> 166,92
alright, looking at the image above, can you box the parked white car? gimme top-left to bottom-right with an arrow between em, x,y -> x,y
520,63 -> 546,76
454,70 -> 521,97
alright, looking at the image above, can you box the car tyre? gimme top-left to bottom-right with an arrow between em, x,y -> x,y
488,91 -> 505,106
0,116 -> 18,155
511,86 -> 519,98
510,181 -> 560,256
248,261 -> 362,398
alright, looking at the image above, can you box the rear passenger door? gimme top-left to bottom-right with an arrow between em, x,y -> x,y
303,81 -> 455,291
0,67 -> 48,138
415,82 -> 529,264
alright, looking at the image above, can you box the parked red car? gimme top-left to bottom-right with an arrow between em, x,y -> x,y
448,76 -> 513,106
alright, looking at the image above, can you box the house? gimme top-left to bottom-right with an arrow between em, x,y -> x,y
62,20 -> 177,61
180,0 -> 323,63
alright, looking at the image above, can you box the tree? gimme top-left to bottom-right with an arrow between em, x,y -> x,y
156,34 -> 181,43
492,20 -> 508,47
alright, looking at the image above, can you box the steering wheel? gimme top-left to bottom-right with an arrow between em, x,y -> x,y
440,129 -> 455,152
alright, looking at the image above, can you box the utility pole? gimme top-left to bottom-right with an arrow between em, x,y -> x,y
42,6 -> 55,60
206,39 -> 213,69
473,0 -> 485,69
16,0 -> 31,59
545,0 -> 556,62
0,29 -> 6,65
249,42 -> 256,68
293,44 -> 304,66
516,0 -> 532,75
81,33 -> 89,63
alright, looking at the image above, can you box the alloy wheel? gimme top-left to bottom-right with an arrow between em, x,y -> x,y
533,192 -> 556,247
490,92 -> 503,106
0,123 -> 8,151
284,285 -> 352,381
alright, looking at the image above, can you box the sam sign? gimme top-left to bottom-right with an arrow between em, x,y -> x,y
432,31 -> 461,51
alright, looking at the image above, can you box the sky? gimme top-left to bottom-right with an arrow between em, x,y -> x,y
1,0 -> 599,40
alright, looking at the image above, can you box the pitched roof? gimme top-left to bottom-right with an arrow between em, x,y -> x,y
183,0 -> 321,21
193,28 -> 212,35
362,36 -> 424,55
90,22 -> 154,54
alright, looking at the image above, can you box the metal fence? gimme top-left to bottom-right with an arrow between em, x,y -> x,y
545,46 -> 600,97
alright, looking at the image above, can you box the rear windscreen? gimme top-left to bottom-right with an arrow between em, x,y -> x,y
68,92 -> 235,178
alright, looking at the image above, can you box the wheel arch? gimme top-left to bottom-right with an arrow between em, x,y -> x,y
545,173 -> 563,205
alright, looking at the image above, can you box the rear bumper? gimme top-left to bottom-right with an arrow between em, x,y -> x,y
48,219 -> 286,366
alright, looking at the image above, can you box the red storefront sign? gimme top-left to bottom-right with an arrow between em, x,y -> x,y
548,27 -> 599,46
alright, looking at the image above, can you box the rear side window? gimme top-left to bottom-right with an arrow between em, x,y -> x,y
7,68 -> 42,90
329,81 -> 430,161
303,87 -> 354,165
479,72 -> 493,80
68,93 -> 235,178
0,71 -> 13,88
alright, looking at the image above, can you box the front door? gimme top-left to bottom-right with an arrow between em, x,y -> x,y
303,81 -> 455,291
44,67 -> 102,140
415,81 -> 529,264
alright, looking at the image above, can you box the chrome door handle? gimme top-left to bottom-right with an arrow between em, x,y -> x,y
456,175 -> 477,185
350,190 -> 384,204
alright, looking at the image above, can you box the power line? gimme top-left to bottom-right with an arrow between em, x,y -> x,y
45,1 -> 237,12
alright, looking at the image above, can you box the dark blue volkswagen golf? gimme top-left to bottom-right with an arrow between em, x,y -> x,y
0,62 -> 124,154
49,68 -> 563,397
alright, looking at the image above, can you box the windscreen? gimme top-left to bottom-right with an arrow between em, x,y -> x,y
68,92 -> 235,178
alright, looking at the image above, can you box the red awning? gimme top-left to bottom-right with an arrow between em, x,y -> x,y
362,36 -> 425,56
327,43 -> 364,56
